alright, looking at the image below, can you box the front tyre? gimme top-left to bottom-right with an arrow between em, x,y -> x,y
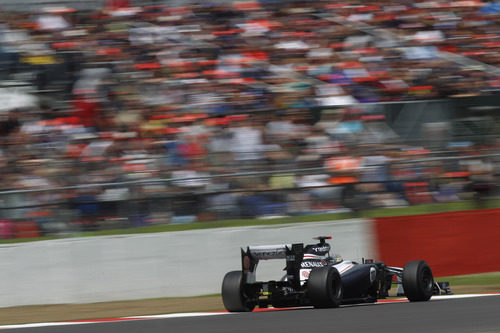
402,260 -> 434,302
221,271 -> 255,312
308,266 -> 343,308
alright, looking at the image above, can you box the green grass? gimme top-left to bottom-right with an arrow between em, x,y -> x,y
0,236 -> 62,244
438,272 -> 500,286
1,198 -> 499,244
360,198 -> 500,218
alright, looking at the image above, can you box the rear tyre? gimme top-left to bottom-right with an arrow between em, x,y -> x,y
308,266 -> 343,308
402,260 -> 434,302
221,271 -> 255,312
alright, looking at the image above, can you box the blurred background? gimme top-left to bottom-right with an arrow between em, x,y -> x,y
0,0 -> 499,239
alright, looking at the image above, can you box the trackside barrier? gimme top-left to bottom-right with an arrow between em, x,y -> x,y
11,221 -> 41,238
0,220 -> 40,239
0,219 -> 375,308
374,209 -> 500,277
1,210 -> 498,308
0,220 -> 13,239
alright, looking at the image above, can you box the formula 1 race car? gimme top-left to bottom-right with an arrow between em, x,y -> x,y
222,236 -> 451,312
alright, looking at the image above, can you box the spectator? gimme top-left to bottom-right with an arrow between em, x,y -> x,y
0,0 -> 498,234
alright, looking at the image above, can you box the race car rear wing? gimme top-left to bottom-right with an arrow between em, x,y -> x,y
241,243 -> 305,289
247,244 -> 291,260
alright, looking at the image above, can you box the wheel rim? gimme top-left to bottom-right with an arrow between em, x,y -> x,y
421,267 -> 433,292
331,274 -> 342,299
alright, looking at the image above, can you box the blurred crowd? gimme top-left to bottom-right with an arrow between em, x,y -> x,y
0,0 -> 499,236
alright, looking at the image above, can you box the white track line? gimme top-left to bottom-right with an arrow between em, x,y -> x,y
123,312 -> 229,319
0,313 -> 230,330
1,294 -> 499,330
430,293 -> 500,300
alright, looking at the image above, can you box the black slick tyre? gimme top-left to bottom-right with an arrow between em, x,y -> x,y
308,266 -> 343,308
402,260 -> 434,302
221,271 -> 255,312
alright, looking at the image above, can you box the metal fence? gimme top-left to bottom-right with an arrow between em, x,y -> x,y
0,0 -> 230,11
0,153 -> 498,239
0,0 -> 103,11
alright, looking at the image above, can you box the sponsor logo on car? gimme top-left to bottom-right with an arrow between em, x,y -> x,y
301,261 -> 326,268
311,245 -> 330,253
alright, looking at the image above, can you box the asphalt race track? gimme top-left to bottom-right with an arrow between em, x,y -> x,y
2,295 -> 500,333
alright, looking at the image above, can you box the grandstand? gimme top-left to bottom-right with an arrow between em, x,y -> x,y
0,0 -> 498,238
